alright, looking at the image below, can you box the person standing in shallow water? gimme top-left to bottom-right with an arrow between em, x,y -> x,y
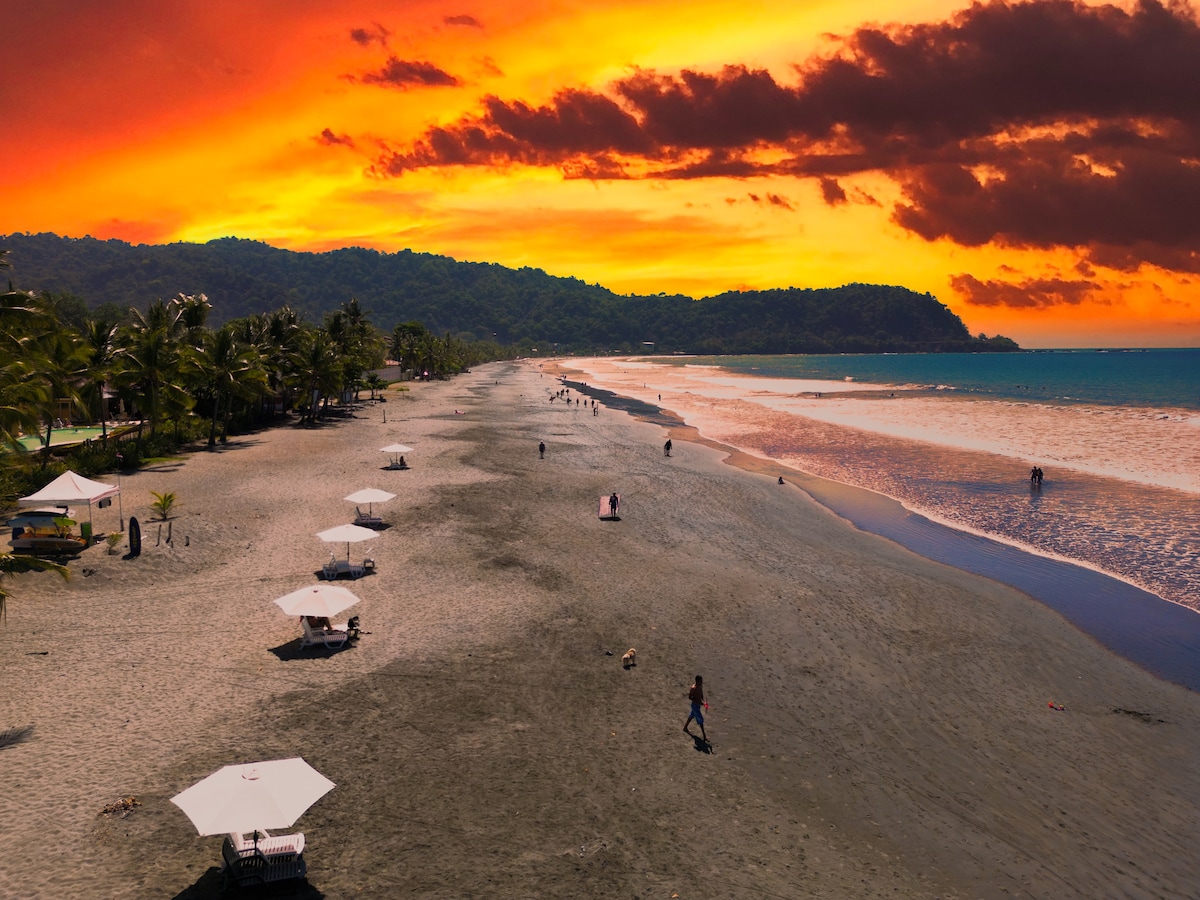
684,675 -> 707,742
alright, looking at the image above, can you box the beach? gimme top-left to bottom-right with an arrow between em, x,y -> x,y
2,360 -> 1199,899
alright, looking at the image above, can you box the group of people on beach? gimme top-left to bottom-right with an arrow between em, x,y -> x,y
549,388 -> 598,414
1030,466 -> 1045,485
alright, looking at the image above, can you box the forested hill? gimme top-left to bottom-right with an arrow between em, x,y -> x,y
1,233 -> 1019,354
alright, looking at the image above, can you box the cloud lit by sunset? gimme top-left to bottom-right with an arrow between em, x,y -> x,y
3,0 -> 1198,347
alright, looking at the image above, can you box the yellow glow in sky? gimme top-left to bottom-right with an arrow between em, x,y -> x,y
2,0 -> 1198,347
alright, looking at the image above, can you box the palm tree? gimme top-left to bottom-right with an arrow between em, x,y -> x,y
296,329 -> 342,425
0,357 -> 46,452
0,290 -> 52,450
28,323 -> 86,465
116,300 -> 189,437
251,307 -> 306,419
79,318 -> 120,443
196,326 -> 267,446
391,321 -> 428,376
364,372 -> 387,399
0,553 -> 69,625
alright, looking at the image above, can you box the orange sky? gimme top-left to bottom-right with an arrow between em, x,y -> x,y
3,0 -> 1199,347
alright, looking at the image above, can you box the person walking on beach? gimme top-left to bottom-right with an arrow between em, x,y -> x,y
609,492 -> 619,518
684,675 -> 707,742
664,439 -> 672,457
539,441 -> 545,459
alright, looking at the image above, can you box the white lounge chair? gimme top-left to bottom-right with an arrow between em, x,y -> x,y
221,830 -> 306,890
353,507 -> 384,528
301,618 -> 349,650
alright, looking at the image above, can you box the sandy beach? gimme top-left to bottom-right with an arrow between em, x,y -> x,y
2,360 -> 1199,899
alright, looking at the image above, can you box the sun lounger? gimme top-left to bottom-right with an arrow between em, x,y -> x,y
301,618 -> 349,649
221,830 -> 307,890
353,507 -> 384,528
323,559 -> 365,579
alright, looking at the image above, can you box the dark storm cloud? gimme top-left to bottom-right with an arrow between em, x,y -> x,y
316,128 -> 355,148
373,89 -> 652,173
951,273 -> 1101,308
350,23 -> 390,47
819,177 -> 847,205
359,56 -> 461,89
371,0 -> 1200,272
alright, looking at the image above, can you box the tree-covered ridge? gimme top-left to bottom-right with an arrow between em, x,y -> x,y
1,233 -> 1019,353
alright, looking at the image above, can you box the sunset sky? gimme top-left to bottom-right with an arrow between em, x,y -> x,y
4,0 -> 1199,347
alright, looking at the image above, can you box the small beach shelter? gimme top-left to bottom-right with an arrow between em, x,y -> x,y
343,488 -> 395,517
316,523 -> 377,561
273,584 -> 362,619
379,444 -> 413,468
170,757 -> 335,836
19,470 -> 120,534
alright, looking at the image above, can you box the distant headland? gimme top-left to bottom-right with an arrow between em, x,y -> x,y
1,233 -> 1019,354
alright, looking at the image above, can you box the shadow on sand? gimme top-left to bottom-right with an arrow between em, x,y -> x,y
268,639 -> 354,662
309,568 -> 377,581
171,867 -> 324,899
686,732 -> 713,754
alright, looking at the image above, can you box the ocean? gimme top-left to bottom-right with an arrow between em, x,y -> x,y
567,349 -> 1200,689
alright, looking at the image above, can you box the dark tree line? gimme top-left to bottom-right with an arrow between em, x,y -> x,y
1,233 -> 1020,354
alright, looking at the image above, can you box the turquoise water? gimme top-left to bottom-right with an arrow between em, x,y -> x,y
670,348 -> 1200,408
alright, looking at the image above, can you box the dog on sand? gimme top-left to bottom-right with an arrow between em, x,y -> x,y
621,648 -> 637,668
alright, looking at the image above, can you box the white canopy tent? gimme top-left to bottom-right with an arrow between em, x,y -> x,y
19,470 -> 121,533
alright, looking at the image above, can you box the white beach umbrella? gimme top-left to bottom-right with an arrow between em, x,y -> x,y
273,584 -> 362,619
343,488 -> 396,516
316,523 -> 378,561
170,757 -> 335,836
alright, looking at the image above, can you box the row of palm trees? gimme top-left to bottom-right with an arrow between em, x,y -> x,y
388,320 -> 501,380
0,282 -> 387,459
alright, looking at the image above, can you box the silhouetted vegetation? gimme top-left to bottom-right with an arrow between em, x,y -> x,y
1,233 -> 1019,354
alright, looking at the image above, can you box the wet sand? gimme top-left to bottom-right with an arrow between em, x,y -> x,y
2,360 -> 1199,898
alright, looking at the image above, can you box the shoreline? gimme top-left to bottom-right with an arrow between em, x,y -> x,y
557,367 -> 1200,693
